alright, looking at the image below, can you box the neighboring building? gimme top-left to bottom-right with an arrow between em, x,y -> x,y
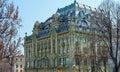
24,1 -> 108,72
13,55 -> 24,72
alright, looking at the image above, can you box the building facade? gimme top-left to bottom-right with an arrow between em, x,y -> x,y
13,55 -> 24,72
24,1 -> 108,72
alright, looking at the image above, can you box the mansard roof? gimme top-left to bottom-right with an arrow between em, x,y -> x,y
25,1 -> 102,42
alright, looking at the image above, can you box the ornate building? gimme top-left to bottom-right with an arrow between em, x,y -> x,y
24,1 -> 108,72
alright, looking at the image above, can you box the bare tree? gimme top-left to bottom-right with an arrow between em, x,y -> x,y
93,0 -> 120,72
0,0 -> 21,62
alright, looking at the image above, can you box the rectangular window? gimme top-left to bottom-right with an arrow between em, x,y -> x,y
20,70 -> 22,72
67,47 -> 70,53
83,38 -> 87,43
16,58 -> 18,61
59,58 -> 63,66
63,48 -> 66,53
91,59 -> 95,66
20,65 -> 22,68
84,58 -> 87,66
16,65 -> 18,68
20,59 -> 22,61
66,57 -> 70,65
16,70 -> 18,72
75,57 -> 80,65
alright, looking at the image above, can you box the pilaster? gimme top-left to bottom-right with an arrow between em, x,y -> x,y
68,22 -> 75,66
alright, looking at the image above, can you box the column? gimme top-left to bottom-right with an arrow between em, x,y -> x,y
55,33 -> 57,54
68,22 -> 75,66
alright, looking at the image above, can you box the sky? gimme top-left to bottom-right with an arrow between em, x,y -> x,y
10,0 -> 119,54
12,0 -> 104,36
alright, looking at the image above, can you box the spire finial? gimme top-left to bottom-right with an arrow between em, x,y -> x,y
74,0 -> 76,3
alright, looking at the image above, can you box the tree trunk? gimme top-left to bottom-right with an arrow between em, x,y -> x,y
115,66 -> 118,72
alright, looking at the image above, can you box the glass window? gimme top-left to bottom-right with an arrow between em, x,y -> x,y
63,48 -> 66,53
38,60 -> 42,67
83,38 -> 87,43
16,65 -> 18,68
91,59 -> 95,65
59,58 -> 63,66
67,47 -> 70,53
20,65 -> 22,68
16,58 -> 18,61
20,59 -> 22,61
27,61 -> 30,68
75,57 -> 80,65
66,58 -> 70,65
84,58 -> 87,65
84,48 -> 87,54
20,70 -> 22,72
16,70 -> 18,72
60,47 -> 62,54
